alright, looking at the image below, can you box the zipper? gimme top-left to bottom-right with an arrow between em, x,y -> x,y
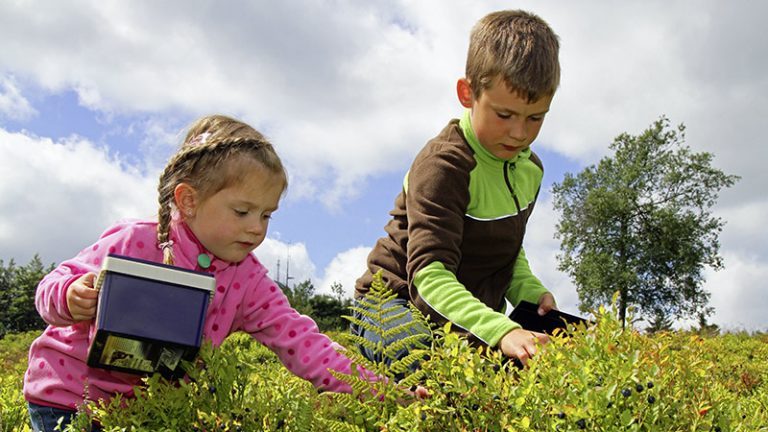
503,161 -> 522,213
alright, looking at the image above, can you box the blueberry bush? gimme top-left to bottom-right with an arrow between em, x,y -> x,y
1,282 -> 766,431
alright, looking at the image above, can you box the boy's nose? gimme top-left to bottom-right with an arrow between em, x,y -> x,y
508,120 -> 527,141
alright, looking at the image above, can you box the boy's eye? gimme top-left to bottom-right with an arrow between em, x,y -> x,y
496,112 -> 511,119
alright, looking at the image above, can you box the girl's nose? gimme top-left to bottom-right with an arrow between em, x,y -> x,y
247,218 -> 266,235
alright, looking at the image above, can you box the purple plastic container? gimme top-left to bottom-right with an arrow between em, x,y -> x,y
86,254 -> 214,377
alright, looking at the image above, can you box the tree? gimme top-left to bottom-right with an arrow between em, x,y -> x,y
330,281 -> 345,303
281,279 -> 316,317
309,294 -> 351,331
0,255 -> 53,338
277,279 -> 351,331
551,117 -> 739,327
695,310 -> 720,336
645,308 -> 674,334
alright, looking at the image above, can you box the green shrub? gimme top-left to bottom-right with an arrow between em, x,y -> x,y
2,278 -> 766,431
0,331 -> 38,432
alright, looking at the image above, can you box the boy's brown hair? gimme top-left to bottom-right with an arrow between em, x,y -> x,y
466,10 -> 560,102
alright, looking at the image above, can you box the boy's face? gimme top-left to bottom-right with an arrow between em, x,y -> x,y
457,77 -> 553,160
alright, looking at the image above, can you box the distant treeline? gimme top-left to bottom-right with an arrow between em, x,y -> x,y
0,256 -> 351,339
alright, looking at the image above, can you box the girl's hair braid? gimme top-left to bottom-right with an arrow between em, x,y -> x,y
156,114 -> 288,265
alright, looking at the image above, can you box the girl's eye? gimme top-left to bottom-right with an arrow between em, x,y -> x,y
234,209 -> 249,217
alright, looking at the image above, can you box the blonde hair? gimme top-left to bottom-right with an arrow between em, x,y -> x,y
156,114 -> 287,265
466,10 -> 560,102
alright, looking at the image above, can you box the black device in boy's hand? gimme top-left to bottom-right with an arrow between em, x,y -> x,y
509,300 -> 589,335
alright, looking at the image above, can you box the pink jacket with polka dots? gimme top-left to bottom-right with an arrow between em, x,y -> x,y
24,219 -> 366,410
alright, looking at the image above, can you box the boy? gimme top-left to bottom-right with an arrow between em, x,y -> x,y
352,10 -> 559,368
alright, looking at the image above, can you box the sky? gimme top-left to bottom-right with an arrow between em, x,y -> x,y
1,0 -> 766,332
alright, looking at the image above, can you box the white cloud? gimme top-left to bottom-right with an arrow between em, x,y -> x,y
2,1 -> 765,211
316,246 -> 371,299
0,0 -> 765,332
0,76 -> 36,121
0,128 -> 156,264
255,238 -> 316,288
255,239 -> 368,300
705,252 -> 768,332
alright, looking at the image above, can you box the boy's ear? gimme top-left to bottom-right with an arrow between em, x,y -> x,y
174,183 -> 198,219
457,78 -> 474,108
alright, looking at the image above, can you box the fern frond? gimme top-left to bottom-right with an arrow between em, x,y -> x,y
340,270 -> 435,386
318,417 -> 367,432
343,333 -> 380,355
378,304 -> 410,319
396,369 -> 427,389
388,351 -> 429,375
383,333 -> 429,358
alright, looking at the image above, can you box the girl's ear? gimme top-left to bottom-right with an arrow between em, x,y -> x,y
174,183 -> 198,220
456,78 -> 474,108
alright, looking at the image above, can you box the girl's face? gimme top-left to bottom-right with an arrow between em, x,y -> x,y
182,165 -> 284,264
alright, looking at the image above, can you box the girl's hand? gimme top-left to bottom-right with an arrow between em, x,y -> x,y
387,384 -> 429,406
498,328 -> 549,367
66,273 -> 99,322
537,292 -> 557,315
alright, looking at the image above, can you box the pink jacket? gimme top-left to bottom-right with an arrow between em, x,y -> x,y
24,219 -> 363,410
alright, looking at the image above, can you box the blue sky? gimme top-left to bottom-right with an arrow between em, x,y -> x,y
2,0 -> 766,331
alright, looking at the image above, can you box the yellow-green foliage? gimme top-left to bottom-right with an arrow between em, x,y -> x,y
2,297 -> 767,431
0,331 -> 37,432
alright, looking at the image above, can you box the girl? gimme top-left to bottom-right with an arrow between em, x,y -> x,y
24,115 -> 387,431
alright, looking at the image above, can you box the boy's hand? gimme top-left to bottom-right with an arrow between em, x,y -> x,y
537,292 -> 557,315
498,328 -> 549,367
66,273 -> 99,322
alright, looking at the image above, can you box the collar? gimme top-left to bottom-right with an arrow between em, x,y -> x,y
459,109 -> 532,167
170,221 -> 231,272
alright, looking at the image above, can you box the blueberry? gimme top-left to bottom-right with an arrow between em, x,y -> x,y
492,364 -> 501,372
635,383 -> 644,392
471,403 -> 480,411
557,412 -> 566,419
646,381 -> 654,389
622,388 -> 632,397
410,385 -> 417,392
576,419 -> 586,429
420,412 -> 427,421
647,395 -> 656,404
208,385 -> 216,394
276,419 -> 285,429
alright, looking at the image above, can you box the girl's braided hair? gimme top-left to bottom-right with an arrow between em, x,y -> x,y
156,114 -> 287,265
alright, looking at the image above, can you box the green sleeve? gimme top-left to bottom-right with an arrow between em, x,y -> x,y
505,247 -> 550,307
414,261 -> 520,347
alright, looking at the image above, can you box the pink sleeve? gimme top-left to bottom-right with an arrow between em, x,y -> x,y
240,273 -> 379,394
35,221 -> 139,326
